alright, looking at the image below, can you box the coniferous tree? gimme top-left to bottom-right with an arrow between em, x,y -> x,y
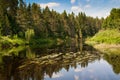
43,6 -> 52,37
0,0 -> 103,40
31,3 -> 43,37
61,10 -> 70,37
68,12 -> 76,38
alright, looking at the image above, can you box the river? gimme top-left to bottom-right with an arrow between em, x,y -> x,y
0,43 -> 120,80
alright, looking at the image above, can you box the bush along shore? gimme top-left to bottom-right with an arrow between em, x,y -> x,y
0,36 -> 25,47
0,36 -> 56,48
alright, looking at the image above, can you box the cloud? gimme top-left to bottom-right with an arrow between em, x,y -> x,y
86,9 -> 110,18
86,0 -> 90,2
71,6 -> 82,12
74,75 -> 79,80
52,73 -> 63,78
45,73 -> 63,79
40,2 -> 60,8
71,0 -> 76,4
74,68 -> 84,72
88,69 -> 94,73
84,4 -> 91,8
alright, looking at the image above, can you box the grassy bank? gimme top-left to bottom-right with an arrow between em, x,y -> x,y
85,29 -> 120,54
86,29 -> 120,45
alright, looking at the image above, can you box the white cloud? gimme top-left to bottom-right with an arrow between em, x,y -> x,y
74,68 -> 84,72
71,6 -> 79,11
40,2 -> 60,8
45,73 -> 63,78
84,4 -> 91,8
52,73 -> 63,78
86,9 -> 110,18
71,6 -> 82,12
86,0 -> 90,2
74,75 -> 79,80
71,0 -> 76,4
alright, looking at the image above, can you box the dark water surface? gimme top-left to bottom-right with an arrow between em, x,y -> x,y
0,43 -> 120,80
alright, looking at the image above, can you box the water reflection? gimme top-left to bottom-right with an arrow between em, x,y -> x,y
104,53 -> 120,74
0,43 -> 120,80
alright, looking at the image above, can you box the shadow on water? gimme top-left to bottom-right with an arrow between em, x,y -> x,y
0,41 -> 120,80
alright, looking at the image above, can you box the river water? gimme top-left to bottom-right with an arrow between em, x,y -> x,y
0,43 -> 120,80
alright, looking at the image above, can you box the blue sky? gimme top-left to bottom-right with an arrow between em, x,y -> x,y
26,0 -> 120,18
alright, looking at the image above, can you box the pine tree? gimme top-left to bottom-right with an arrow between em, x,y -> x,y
31,3 -> 43,37
2,15 -> 11,36
61,10 -> 69,37
43,6 -> 52,37
68,12 -> 76,38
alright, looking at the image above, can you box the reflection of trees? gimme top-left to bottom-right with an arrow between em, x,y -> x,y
0,55 -> 22,80
0,50 -> 100,80
104,53 -> 120,74
0,46 -> 26,58
0,43 -> 101,80
0,46 -> 27,80
16,50 -> 100,80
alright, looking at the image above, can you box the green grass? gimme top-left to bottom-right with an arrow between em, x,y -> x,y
0,36 -> 25,46
86,29 -> 120,44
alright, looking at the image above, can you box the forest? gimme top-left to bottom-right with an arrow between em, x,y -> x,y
0,0 -> 120,46
0,0 -> 120,80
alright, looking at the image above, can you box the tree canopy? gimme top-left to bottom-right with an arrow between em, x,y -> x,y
0,0 -> 103,40
102,8 -> 120,29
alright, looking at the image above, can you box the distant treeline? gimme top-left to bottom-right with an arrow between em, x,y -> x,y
102,8 -> 120,30
1,0 -> 119,41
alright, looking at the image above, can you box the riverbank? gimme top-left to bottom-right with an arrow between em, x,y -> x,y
92,43 -> 120,54
86,29 -> 120,44
0,36 -> 25,47
0,36 -> 55,47
86,41 -> 120,54
0,36 -> 66,48
85,29 -> 120,54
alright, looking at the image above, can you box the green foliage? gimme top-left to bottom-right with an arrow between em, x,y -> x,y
25,29 -> 35,42
102,8 -> 120,29
29,38 -> 55,48
104,52 -> 120,74
90,29 -> 120,44
0,0 -> 103,45
0,36 -> 25,46
76,13 -> 102,38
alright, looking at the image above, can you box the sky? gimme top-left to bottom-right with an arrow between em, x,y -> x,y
25,0 -> 120,18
